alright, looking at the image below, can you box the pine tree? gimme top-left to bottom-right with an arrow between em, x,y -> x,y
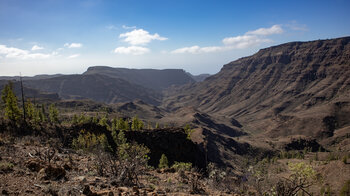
132,116 -> 139,130
49,103 -> 59,124
39,104 -> 46,123
158,154 -> 169,169
25,99 -> 35,122
1,81 -> 21,123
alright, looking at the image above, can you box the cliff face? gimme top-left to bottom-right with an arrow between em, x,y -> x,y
84,66 -> 195,91
24,74 -> 162,105
163,37 -> 350,137
67,124 -> 206,169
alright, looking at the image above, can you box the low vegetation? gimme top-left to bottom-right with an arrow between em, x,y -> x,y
0,81 -> 349,195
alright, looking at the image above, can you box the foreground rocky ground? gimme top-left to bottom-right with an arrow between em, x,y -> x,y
1,131 -> 350,196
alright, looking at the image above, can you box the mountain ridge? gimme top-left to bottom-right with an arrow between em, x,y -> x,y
163,36 -> 350,137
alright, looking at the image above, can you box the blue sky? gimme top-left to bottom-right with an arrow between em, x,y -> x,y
0,0 -> 349,76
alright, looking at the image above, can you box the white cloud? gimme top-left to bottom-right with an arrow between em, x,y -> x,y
114,46 -> 150,55
67,54 -> 80,59
0,44 -> 52,59
172,25 -> 282,54
31,45 -> 44,51
122,25 -> 136,30
119,29 -> 167,45
171,46 -> 223,54
246,25 -> 283,36
222,35 -> 272,48
64,43 -> 83,48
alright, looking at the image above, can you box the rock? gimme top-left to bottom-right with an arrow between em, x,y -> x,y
82,185 -> 97,196
37,165 -> 66,181
117,187 -> 128,193
63,163 -> 72,171
2,189 -> 8,195
132,186 -> 139,194
26,159 -> 46,172
96,190 -> 114,196
163,167 -> 176,173
73,176 -> 87,183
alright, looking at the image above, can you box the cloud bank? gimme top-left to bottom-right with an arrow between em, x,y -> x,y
0,44 -> 52,59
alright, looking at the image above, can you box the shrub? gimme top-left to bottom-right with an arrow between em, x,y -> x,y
108,130 -> 150,186
171,161 -> 192,172
342,155 -> 348,164
158,154 -> 169,169
72,130 -> 110,152
0,161 -> 14,172
340,180 -> 350,196
275,162 -> 318,196
184,124 -> 194,140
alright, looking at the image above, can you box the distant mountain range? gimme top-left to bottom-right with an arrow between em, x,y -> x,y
0,67 -> 210,105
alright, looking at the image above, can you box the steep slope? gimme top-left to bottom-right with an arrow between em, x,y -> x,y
185,72 -> 211,82
163,37 -> 350,137
0,80 -> 60,101
84,66 -> 195,91
23,74 -> 161,105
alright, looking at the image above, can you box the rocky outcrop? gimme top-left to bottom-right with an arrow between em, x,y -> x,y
123,128 -> 206,169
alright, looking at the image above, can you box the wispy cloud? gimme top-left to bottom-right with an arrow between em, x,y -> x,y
171,25 -> 282,54
67,54 -> 80,59
31,45 -> 44,51
285,21 -> 308,31
171,46 -> 223,54
119,29 -> 167,45
222,35 -> 272,48
0,44 -> 52,59
64,43 -> 83,48
122,25 -> 136,30
246,25 -> 283,36
106,25 -> 118,30
114,46 -> 150,55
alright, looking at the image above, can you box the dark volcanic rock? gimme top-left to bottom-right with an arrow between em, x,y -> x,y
284,138 -> 326,152
124,128 -> 206,169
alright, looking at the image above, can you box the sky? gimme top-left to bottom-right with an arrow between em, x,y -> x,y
0,0 -> 349,76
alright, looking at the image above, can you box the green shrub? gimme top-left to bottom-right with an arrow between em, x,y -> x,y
72,130 -> 110,152
0,161 -> 14,172
340,180 -> 350,196
184,124 -> 194,140
158,154 -> 169,169
171,162 -> 192,172
343,155 -> 348,164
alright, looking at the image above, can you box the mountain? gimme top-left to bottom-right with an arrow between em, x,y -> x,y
23,74 -> 162,105
83,66 -> 195,91
163,37 -> 350,138
0,74 -> 64,81
185,72 -> 211,82
0,67 -> 199,105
